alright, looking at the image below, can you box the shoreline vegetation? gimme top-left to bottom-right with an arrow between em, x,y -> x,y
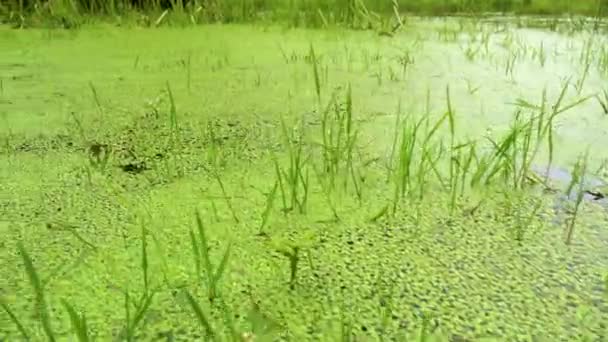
2,0 -> 608,29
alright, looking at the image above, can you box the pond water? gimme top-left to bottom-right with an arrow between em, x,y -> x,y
1,16 -> 608,340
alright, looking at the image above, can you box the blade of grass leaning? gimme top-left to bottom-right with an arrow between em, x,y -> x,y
460,142 -> 476,195
259,180 -> 279,233
166,81 -> 184,178
312,162 -> 341,222
343,83 -> 354,192
386,99 -> 403,183
0,299 -> 30,340
186,51 -> 192,93
211,241 -> 232,297
62,300 -> 90,342
125,291 -> 156,341
195,211 -> 214,290
88,81 -> 103,117
123,290 -> 131,339
309,43 -> 322,107
565,149 -> 589,245
45,221 -> 98,251
17,242 -> 56,342
217,297 -> 239,341
140,223 -> 150,295
298,166 -> 310,213
190,228 -> 202,279
212,170 -> 240,223
368,205 -> 389,222
147,228 -> 172,288
445,85 -> 457,199
193,210 -> 231,301
273,156 -> 289,213
184,290 -> 216,340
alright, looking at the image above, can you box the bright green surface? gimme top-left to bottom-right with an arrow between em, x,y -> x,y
1,19 -> 607,341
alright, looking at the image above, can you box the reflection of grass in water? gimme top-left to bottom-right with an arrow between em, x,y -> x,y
596,88 -> 608,115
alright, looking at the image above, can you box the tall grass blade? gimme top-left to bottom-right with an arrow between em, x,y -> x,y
140,223 -> 149,295
184,291 -> 216,339
17,242 -> 56,342
124,291 -> 156,341
88,81 -> 103,117
213,171 -> 240,223
190,229 -> 202,279
62,300 -> 90,342
309,43 -> 321,106
0,300 -> 30,340
259,181 -> 279,233
565,149 -> 590,245
212,242 -> 232,292
195,211 -> 213,285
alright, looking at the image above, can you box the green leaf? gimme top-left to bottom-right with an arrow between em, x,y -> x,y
62,300 -> 90,342
184,291 -> 216,340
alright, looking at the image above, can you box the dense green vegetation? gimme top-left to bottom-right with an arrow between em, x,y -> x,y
2,0 -> 608,29
2,1 -> 608,341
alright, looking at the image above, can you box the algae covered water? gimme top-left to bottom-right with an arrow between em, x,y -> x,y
1,16 -> 608,341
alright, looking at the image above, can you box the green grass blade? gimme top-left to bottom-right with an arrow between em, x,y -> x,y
260,181 -> 279,232
129,292 -> 156,337
140,223 -> 149,295
17,242 -> 56,342
184,291 -> 216,339
309,43 -> 321,106
218,297 -> 239,341
190,229 -> 202,279
62,300 -> 90,342
0,299 -> 30,340
212,242 -> 232,292
124,291 -> 131,340
273,157 -> 288,212
195,211 -> 214,281
213,171 -> 240,223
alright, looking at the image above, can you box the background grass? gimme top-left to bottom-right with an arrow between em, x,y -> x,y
2,0 -> 608,29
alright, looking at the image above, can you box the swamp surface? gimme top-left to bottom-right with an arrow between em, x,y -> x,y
1,17 -> 608,341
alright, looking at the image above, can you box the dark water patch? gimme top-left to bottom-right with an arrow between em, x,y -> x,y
530,164 -> 608,206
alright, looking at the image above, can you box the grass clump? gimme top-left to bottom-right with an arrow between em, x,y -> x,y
4,0 -> 608,29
